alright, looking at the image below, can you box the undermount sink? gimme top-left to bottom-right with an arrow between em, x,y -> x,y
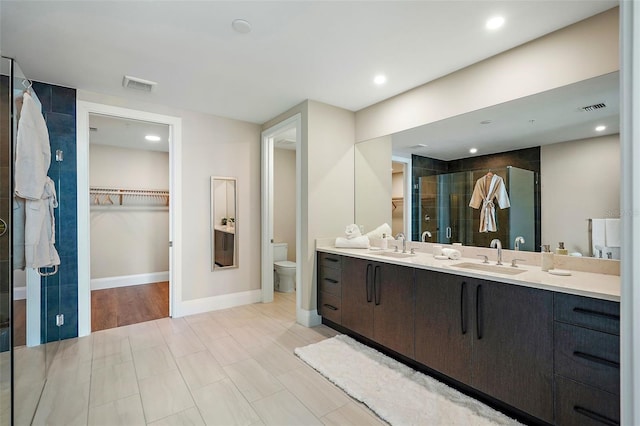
375,251 -> 416,259
451,262 -> 527,275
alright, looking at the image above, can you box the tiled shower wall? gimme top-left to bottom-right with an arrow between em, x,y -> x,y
32,82 -> 78,341
411,147 -> 541,248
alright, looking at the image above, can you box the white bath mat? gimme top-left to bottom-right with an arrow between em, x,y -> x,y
295,334 -> 521,426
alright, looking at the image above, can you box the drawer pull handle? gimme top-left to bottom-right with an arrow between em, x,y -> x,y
366,264 -> 373,303
574,351 -> 620,369
573,307 -> 620,321
324,278 -> 339,284
325,257 -> 339,263
476,284 -> 483,340
460,281 -> 467,335
323,304 -> 338,311
574,406 -> 619,426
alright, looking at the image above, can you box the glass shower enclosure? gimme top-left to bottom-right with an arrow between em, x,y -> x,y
418,166 -> 537,251
1,56 -> 62,426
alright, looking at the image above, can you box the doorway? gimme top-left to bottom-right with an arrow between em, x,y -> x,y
77,102 -> 182,337
88,114 -> 170,331
261,115 -> 302,321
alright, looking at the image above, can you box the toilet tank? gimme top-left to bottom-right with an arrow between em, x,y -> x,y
273,243 -> 288,262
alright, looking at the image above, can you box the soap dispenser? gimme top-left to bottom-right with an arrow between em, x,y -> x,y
541,245 -> 554,272
556,242 -> 569,256
380,233 -> 388,250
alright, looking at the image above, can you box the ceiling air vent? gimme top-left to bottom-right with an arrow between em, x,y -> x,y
409,144 -> 428,151
580,103 -> 606,112
122,75 -> 157,92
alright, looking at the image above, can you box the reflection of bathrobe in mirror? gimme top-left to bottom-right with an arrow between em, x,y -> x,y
469,174 -> 510,233
14,91 -> 60,269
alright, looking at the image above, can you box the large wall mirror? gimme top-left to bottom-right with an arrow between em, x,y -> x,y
355,71 -> 620,257
211,177 -> 238,270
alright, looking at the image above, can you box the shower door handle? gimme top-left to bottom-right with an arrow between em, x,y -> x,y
0,218 -> 6,237
38,265 -> 58,277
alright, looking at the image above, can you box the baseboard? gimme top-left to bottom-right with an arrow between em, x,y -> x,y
13,286 -> 26,300
91,271 -> 169,291
173,289 -> 262,318
297,308 -> 322,327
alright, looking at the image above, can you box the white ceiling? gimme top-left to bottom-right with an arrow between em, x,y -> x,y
0,1 -> 618,126
391,71 -> 620,160
89,114 -> 170,153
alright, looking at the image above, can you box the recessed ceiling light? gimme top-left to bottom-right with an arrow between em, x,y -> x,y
469,148 -> 478,154
374,75 -> 387,85
145,135 -> 161,142
232,19 -> 252,34
486,16 -> 505,30
595,125 -> 607,132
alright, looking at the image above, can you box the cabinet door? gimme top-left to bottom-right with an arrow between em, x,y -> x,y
341,257 -> 374,339
415,270 -> 473,384
373,263 -> 415,358
472,279 -> 554,423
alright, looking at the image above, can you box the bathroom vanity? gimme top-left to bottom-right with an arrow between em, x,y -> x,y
316,247 -> 620,426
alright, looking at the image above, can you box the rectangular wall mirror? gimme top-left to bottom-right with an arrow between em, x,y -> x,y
211,177 -> 238,270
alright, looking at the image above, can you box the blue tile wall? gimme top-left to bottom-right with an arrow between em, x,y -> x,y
32,82 -> 78,343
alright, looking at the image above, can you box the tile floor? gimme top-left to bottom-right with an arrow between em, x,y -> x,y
26,292 -> 386,425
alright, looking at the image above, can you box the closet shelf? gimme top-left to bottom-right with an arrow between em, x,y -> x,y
90,187 -> 169,207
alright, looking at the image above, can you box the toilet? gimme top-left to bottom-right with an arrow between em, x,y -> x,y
273,242 -> 296,293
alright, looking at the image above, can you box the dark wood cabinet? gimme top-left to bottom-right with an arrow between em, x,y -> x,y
472,279 -> 554,424
415,269 -> 473,384
341,256 -> 374,338
214,229 -> 234,267
341,257 -> 415,358
372,263 -> 415,358
553,293 -> 620,426
317,250 -> 618,425
317,252 -> 343,324
416,271 -> 554,422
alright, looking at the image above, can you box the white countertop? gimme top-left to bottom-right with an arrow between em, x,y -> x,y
317,246 -> 620,302
214,225 -> 236,234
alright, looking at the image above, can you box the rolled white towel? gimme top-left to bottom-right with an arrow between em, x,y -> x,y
365,223 -> 393,240
335,236 -> 370,249
344,224 -> 362,240
441,248 -> 462,260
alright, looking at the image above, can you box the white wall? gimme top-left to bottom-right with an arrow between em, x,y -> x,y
263,100 -> 355,315
274,148 -> 296,261
541,134 -> 620,255
90,144 -> 169,280
79,90 -> 262,304
354,136 -> 392,232
355,8 -> 619,141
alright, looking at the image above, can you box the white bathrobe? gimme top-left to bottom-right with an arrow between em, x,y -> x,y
469,174 -> 510,233
14,91 -> 60,269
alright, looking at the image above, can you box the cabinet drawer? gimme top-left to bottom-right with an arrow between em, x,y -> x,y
318,252 -> 342,269
555,322 -> 620,395
555,293 -> 620,335
555,375 -> 619,426
319,292 -> 341,324
319,267 -> 341,296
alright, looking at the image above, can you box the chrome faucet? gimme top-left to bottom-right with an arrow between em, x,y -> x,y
421,231 -> 432,242
395,233 -> 406,253
490,238 -> 503,265
514,236 -> 525,251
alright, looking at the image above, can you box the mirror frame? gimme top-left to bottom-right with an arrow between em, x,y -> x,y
211,176 -> 238,270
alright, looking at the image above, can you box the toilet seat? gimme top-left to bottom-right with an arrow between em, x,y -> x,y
274,260 -> 296,268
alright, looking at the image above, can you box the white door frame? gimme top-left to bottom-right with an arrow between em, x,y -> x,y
76,101 -> 182,337
261,114 -> 302,316
392,155 -> 412,238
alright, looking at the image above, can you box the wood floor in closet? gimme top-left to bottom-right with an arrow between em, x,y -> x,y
91,281 -> 169,332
